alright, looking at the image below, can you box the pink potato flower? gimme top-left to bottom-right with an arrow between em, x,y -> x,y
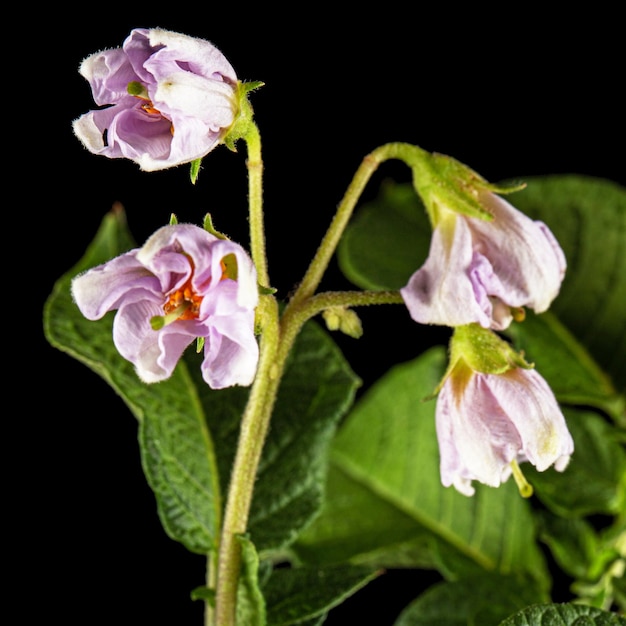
71,223 -> 259,389
436,364 -> 574,496
400,190 -> 566,330
73,28 -> 239,171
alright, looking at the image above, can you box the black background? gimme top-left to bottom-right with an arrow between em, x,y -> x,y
29,7 -> 624,625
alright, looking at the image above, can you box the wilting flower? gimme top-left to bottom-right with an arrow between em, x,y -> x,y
71,223 -> 259,389
436,358 -> 574,497
73,28 -> 239,171
400,190 -> 566,330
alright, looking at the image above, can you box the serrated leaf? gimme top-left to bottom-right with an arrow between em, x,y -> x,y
294,348 -> 550,587
43,206 -> 221,553
394,573 -> 548,626
263,564 -> 380,625
525,408 -> 626,517
497,602 -> 626,625
509,175 -> 626,394
337,180 -> 431,290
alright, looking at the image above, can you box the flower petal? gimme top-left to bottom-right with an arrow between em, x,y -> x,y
71,251 -> 160,320
470,192 -> 567,313
401,214 -> 494,327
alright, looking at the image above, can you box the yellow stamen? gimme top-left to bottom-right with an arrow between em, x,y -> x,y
510,459 -> 533,498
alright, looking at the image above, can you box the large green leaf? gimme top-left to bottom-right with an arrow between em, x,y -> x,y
293,348 -> 550,587
497,602 -> 625,625
44,205 -> 362,558
43,206 -> 222,554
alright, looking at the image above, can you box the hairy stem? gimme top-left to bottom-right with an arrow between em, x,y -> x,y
288,142 -> 422,308
213,295 -> 280,625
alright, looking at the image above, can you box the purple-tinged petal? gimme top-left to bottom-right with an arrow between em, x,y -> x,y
78,48 -> 139,105
401,215 -> 494,327
488,369 -> 574,471
435,363 -> 574,496
202,310 -> 259,388
470,192 -> 566,313
401,190 -> 566,330
71,251 -> 160,320
73,28 -> 239,171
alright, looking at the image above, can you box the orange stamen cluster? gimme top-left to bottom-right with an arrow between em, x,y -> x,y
162,258 -> 228,323
164,278 -> 203,320
135,96 -> 174,135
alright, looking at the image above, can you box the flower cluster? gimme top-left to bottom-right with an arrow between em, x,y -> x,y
70,28 -> 574,498
399,156 -> 573,496
73,28 -> 240,171
71,223 -> 259,389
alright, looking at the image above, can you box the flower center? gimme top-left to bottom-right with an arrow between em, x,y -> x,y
150,255 -> 231,331
164,276 -> 203,321
127,81 -> 174,134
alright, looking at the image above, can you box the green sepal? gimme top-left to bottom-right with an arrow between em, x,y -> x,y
258,284 -> 277,295
409,150 -> 526,225
223,81 -> 264,152
190,159 -> 202,184
203,213 -> 229,239
439,324 -> 532,393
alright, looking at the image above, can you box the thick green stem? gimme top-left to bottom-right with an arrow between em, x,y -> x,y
214,295 -> 280,625
212,140 -> 427,625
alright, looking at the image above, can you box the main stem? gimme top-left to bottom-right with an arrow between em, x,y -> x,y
212,140 -> 423,625
214,295 -> 280,625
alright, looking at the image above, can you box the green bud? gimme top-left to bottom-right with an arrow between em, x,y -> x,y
322,307 -> 363,338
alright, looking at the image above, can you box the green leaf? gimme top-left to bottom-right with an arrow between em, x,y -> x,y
294,348 -> 550,587
263,563 -> 380,625
237,535 -> 267,626
337,179 -> 431,290
496,602 -> 626,625
188,318 -> 362,555
536,513 -> 600,580
509,175 -> 626,394
43,206 -> 221,554
506,311 -> 624,424
525,408 -> 626,517
394,573 -> 548,626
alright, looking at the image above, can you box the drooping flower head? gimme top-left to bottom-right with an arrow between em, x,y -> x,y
71,223 -> 259,389
401,153 -> 566,330
435,324 -> 574,496
73,28 -> 241,171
